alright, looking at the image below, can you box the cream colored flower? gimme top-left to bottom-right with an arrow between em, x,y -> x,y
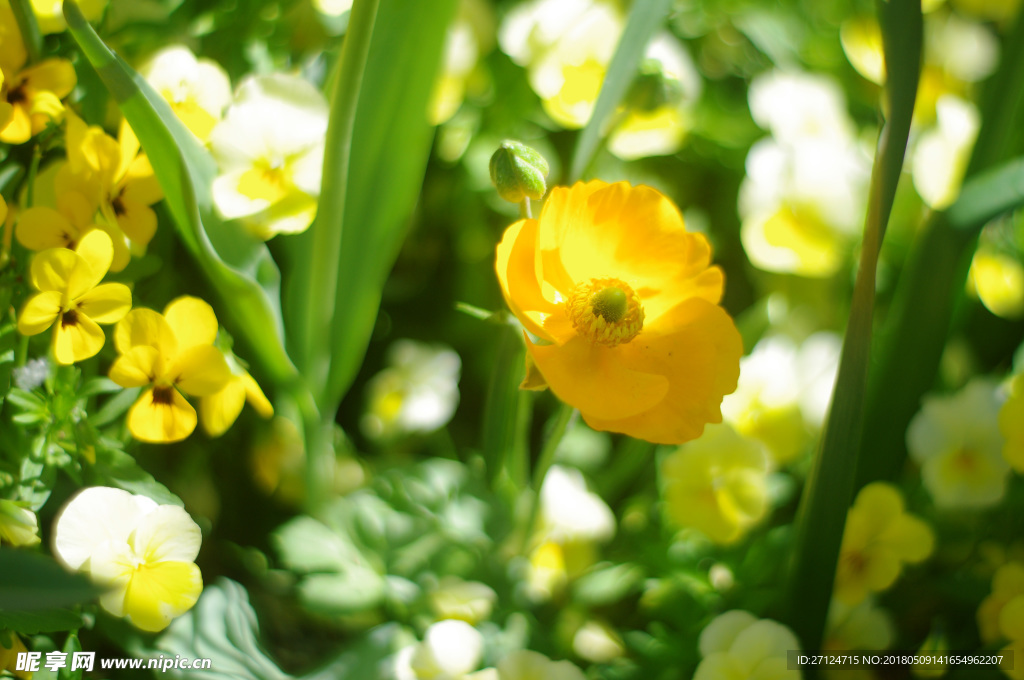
141,45 -> 231,142
429,0 -> 494,125
911,95 -> 979,209
0,500 -> 40,547
210,74 -> 328,239
907,378 -> 1010,509
695,610 -> 802,680
970,251 -> 1024,320
430,578 -> 497,625
467,650 -> 586,680
394,619 -> 484,680
52,487 -> 203,633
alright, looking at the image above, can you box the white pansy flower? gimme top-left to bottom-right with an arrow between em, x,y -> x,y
748,71 -> 855,145
52,487 -> 202,632
912,95 -> 979,209
361,340 -> 461,440
539,465 -> 614,543
695,610 -> 802,680
210,74 -> 328,239
395,620 -> 484,680
141,45 -> 231,142
907,378 -> 1010,509
467,650 -> 586,680
430,578 -> 497,624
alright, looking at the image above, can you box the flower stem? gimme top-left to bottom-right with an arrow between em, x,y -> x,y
520,198 -> 532,219
519,402 -> 576,553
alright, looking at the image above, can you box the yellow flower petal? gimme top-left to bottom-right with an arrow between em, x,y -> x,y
76,283 -> 132,324
115,308 -> 177,356
169,345 -> 231,397
15,206 -> 78,251
200,375 -> 246,437
242,372 -> 274,418
526,332 -> 669,421
29,246 -> 78,293
21,58 -> 77,99
122,560 -> 203,632
70,229 -> 115,295
495,217 -> 562,342
109,196 -> 157,250
127,387 -> 198,443
17,290 -> 62,335
109,346 -> 163,388
53,311 -> 105,364
163,296 -> 219,350
131,505 -> 202,563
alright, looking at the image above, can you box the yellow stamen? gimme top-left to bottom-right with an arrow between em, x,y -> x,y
566,277 -> 644,347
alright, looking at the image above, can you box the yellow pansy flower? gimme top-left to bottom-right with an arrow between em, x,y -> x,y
109,297 -> 231,443
17,230 -> 132,365
0,3 -> 75,144
0,499 -> 40,547
1000,375 -> 1024,472
15,190 -> 131,272
140,45 -> 231,142
978,562 -> 1024,644
58,113 -> 163,256
495,180 -> 741,444
661,424 -> 769,545
52,487 -> 202,633
834,483 -> 934,606
199,357 -> 273,438
970,251 -> 1024,320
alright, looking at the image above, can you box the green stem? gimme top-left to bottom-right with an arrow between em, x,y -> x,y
302,0 -> 380,405
598,437 -> 655,505
10,0 -> 43,64
519,403 -> 575,553
25,144 -> 42,209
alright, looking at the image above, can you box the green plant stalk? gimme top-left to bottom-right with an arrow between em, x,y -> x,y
855,6 -> 1024,490
9,0 -> 43,64
519,403 -> 575,554
786,0 -> 921,657
299,0 -> 380,396
482,326 -> 531,492
568,0 -> 673,181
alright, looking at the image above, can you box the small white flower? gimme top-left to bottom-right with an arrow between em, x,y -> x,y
395,620 -> 484,680
695,610 -> 801,680
12,357 -> 50,391
141,45 -> 231,142
539,465 -> 614,543
468,650 -> 586,680
210,74 -> 328,239
911,95 -> 980,209
430,578 -> 497,625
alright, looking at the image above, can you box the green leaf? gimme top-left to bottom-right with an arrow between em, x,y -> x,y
272,516 -> 363,573
482,326 -> 531,492
299,624 -> 408,680
0,550 -> 103,612
568,0 -> 674,181
58,633 -> 84,680
88,441 -> 183,507
0,608 -> 83,635
785,0 -> 922,654
947,155 -> 1024,231
573,563 -> 645,606
288,0 -> 458,411
297,571 -> 386,616
153,578 -> 291,680
63,0 -> 298,388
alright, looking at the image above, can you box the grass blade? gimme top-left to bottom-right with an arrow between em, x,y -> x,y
568,0 -> 673,181
63,0 -> 298,387
947,155 -> 1024,231
785,0 -> 922,655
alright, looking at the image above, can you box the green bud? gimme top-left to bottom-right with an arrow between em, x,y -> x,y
489,140 -> 549,203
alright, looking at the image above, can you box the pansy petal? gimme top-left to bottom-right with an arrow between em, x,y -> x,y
199,377 -> 246,437
171,345 -> 231,396
15,206 -> 77,251
53,312 -> 105,364
52,486 -> 156,570
123,158 -> 163,206
113,198 -> 158,250
163,296 -> 219,350
17,290 -> 62,335
76,283 -> 132,324
29,246 -> 78,292
584,297 -> 742,444
22,58 -> 76,98
122,560 -> 202,632
68,229 -> 114,296
242,372 -> 274,418
109,346 -> 163,388
131,505 -> 202,563
115,308 -> 176,355
526,334 -> 669,421
127,387 -> 198,443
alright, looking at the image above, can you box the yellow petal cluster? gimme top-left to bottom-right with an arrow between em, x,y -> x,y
17,230 -> 132,365
109,297 -> 231,443
695,610 -> 801,680
200,359 -> 273,438
1001,375 -> 1024,472
30,0 -> 107,34
834,483 -> 934,606
496,180 -> 741,444
0,3 -> 75,144
661,424 -> 769,545
978,561 -> 1024,679
52,487 -> 202,633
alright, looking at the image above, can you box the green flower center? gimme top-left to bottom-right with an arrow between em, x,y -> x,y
566,278 -> 644,347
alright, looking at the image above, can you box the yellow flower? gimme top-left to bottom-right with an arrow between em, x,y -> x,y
695,610 -> 801,680
30,0 -> 107,34
15,190 -> 131,272
428,0 -> 493,126
970,251 -> 1024,320
907,378 -> 1010,509
52,486 -> 202,633
834,482 -> 934,606
0,3 -> 75,144
210,74 -> 328,239
17,230 -> 132,365
109,296 -> 231,443
0,499 -> 40,547
661,424 -> 769,544
140,45 -> 231,142
58,114 -> 163,255
495,180 -> 742,444
429,578 -> 497,625
1001,375 -> 1024,472
199,358 -> 273,438
0,632 -> 31,679
978,561 -> 1024,644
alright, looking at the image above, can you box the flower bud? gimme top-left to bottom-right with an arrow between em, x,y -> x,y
489,141 -> 549,203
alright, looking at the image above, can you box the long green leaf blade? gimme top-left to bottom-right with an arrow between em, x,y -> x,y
568,0 -> 673,181
63,0 -> 297,387
786,0 -> 922,655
